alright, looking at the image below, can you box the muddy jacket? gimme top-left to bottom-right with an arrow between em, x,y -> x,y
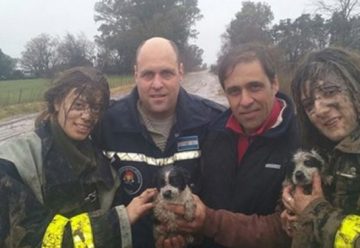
0,122 -> 132,248
198,92 -> 299,248
295,128 -> 360,248
94,87 -> 225,248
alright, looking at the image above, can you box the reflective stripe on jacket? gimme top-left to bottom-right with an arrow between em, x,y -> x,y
94,87 -> 225,248
0,122 -> 131,248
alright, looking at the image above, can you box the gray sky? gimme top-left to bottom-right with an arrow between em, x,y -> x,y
0,0 -> 312,65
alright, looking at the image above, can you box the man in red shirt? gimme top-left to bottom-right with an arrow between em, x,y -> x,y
159,43 -> 299,248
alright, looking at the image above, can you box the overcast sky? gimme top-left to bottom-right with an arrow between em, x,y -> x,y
0,0 -> 313,65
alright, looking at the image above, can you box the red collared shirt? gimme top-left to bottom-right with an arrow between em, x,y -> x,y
226,98 -> 283,163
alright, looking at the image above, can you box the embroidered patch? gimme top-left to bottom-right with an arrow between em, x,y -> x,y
118,166 -> 143,195
177,136 -> 199,151
265,163 -> 281,169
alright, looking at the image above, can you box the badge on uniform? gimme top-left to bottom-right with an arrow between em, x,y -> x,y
118,166 -> 143,195
177,136 -> 199,151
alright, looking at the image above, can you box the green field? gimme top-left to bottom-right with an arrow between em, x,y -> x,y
0,75 -> 133,106
0,78 -> 49,106
0,75 -> 134,121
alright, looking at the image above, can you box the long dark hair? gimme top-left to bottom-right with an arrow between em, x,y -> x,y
36,66 -> 110,126
291,47 -> 360,151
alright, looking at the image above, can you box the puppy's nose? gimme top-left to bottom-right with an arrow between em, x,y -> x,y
163,190 -> 172,199
295,171 -> 305,181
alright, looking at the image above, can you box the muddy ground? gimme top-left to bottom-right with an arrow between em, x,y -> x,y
0,70 -> 227,143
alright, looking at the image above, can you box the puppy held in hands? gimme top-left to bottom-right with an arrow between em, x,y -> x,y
283,149 -> 330,247
284,149 -> 335,248
153,166 -> 196,244
285,149 -> 332,194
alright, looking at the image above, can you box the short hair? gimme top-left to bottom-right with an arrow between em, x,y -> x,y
218,43 -> 277,88
135,38 -> 180,65
291,47 -> 360,150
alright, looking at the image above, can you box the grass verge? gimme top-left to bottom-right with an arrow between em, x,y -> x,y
0,76 -> 134,122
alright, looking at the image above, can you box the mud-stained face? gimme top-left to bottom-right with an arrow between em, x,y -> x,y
55,88 -> 104,141
301,73 -> 358,142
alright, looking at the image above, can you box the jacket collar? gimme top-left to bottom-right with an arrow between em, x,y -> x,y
36,121 -> 114,190
335,127 -> 360,154
107,87 -> 217,132
211,92 -> 295,138
226,98 -> 283,136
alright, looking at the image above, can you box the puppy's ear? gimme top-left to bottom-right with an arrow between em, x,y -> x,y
305,150 -> 324,169
152,171 -> 159,189
178,167 -> 191,184
152,168 -> 165,190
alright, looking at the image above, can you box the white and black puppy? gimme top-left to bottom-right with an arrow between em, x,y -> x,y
285,149 -> 332,194
153,166 -> 196,244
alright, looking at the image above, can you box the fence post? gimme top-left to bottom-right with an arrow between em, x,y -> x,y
6,91 -> 10,106
18,89 -> 22,104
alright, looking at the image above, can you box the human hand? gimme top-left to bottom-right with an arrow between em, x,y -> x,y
282,184 -> 295,213
165,194 -> 206,234
155,235 -> 186,248
282,172 -> 324,215
280,209 -> 298,237
126,188 -> 157,224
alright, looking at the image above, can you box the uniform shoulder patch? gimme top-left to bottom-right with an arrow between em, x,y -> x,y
118,166 -> 143,195
177,136 -> 199,152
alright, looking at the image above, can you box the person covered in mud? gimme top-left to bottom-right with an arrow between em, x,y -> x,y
282,47 -> 360,247
0,66 -> 156,248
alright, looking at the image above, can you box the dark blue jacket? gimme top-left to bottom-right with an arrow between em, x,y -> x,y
198,92 -> 300,248
94,87 -> 225,248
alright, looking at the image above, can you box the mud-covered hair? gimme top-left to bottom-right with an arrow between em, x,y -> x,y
218,43 -> 277,89
291,47 -> 360,150
36,66 -> 110,125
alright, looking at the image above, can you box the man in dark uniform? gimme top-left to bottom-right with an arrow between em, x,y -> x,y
94,37 -> 225,248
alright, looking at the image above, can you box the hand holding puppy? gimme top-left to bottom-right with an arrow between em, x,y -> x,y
155,235 -> 186,248
166,193 -> 207,234
282,171 -> 324,215
126,188 -> 157,224
155,194 -> 205,248
280,209 -> 297,237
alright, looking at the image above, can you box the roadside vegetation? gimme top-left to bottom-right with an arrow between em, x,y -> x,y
0,75 -> 134,121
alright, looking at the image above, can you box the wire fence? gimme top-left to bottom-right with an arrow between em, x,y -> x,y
0,75 -> 133,107
0,88 -> 46,106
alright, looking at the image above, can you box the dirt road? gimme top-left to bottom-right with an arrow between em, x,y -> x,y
182,70 -> 227,106
0,70 -> 227,143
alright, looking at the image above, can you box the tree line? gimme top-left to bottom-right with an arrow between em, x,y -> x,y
216,0 -> 360,74
1,0 -> 359,79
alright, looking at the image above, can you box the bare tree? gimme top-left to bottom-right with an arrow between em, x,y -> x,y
94,0 -> 202,73
314,0 -> 360,19
20,33 -> 58,77
57,33 -> 95,69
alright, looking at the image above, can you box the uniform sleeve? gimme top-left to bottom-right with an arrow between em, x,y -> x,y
297,197 -> 360,248
0,165 -> 131,248
335,214 -> 360,247
202,207 -> 291,248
